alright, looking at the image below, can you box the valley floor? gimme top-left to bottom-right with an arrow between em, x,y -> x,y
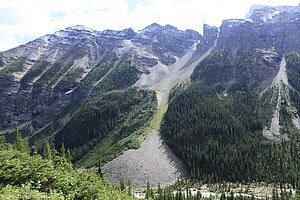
133,182 -> 297,199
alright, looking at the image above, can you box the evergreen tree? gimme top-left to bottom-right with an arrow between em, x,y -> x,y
120,177 -> 126,192
150,187 -> 154,199
14,127 -> 27,153
178,187 -> 183,200
0,132 -> 6,150
196,191 -> 202,200
60,143 -> 66,159
228,191 -> 234,200
97,159 -> 103,178
43,140 -> 52,160
157,182 -> 163,200
186,187 -> 190,200
23,139 -> 29,155
66,149 -> 72,162
127,179 -> 132,197
146,180 -> 150,200
272,188 -> 278,200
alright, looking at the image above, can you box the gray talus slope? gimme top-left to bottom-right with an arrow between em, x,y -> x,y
103,130 -> 185,188
263,57 -> 300,141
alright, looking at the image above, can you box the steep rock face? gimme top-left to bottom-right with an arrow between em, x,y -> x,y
193,4 -> 300,87
191,4 -> 300,141
196,24 -> 219,54
217,4 -> 300,54
132,23 -> 202,66
0,26 -> 137,133
0,24 -> 206,134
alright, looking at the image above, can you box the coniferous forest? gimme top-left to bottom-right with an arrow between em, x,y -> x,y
161,79 -> 300,188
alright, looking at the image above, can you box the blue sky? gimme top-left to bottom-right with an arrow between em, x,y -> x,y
0,0 -> 299,51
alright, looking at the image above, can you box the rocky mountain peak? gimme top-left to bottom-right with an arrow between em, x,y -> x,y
99,28 -> 136,40
203,24 -> 219,39
142,23 -> 163,31
246,4 -> 300,23
119,28 -> 136,36
196,24 -> 218,54
194,2 -> 300,88
216,3 -> 300,54
245,5 -> 267,19
130,23 -> 203,65
164,24 -> 178,30
138,23 -> 201,39
66,25 -> 95,32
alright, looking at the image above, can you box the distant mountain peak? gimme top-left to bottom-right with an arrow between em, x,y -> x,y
246,4 -> 300,23
146,23 -> 163,28
66,25 -> 95,32
245,5 -> 268,19
140,23 -> 163,33
164,24 -> 178,30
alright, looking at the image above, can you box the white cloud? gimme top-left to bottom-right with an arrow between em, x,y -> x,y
0,0 -> 299,51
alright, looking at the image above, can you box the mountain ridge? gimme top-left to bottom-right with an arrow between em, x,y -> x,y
0,21 -> 217,188
0,23 -> 209,131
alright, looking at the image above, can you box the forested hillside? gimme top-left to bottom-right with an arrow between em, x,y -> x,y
287,52 -> 300,117
26,61 -> 157,167
56,88 -> 156,167
159,4 -> 300,188
161,82 -> 300,186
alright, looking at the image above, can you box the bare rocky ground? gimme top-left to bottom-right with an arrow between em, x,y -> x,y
102,130 -> 186,188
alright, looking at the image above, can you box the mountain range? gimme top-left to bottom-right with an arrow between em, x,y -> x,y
1,3 -> 300,190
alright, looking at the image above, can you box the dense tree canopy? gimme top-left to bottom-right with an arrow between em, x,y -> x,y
161,83 -> 300,186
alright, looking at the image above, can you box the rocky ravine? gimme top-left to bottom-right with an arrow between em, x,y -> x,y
263,57 -> 300,141
103,40 -> 216,188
